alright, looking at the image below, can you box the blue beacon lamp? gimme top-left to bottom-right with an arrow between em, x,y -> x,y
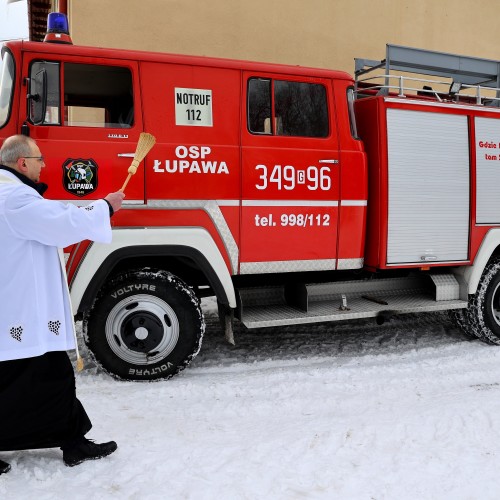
43,12 -> 73,44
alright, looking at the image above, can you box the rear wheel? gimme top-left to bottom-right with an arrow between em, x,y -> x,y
465,259 -> 500,345
448,308 -> 482,340
83,269 -> 205,380
448,308 -> 468,332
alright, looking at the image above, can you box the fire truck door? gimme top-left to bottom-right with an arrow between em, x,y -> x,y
240,74 -> 340,274
22,57 -> 144,203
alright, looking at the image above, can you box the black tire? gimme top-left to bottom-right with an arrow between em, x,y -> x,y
465,258 -> 500,345
448,308 -> 468,332
447,308 -> 480,340
83,269 -> 205,381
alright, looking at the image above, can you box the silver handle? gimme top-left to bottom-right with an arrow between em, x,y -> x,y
117,153 -> 135,158
319,159 -> 339,164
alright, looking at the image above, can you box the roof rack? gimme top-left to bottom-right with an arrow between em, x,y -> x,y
354,44 -> 500,107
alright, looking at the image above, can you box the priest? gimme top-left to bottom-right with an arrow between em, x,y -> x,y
0,135 -> 125,474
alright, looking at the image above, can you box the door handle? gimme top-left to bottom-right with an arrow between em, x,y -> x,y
117,153 -> 135,158
319,159 -> 339,164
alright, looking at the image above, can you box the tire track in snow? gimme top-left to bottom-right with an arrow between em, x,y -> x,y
193,310 -> 473,370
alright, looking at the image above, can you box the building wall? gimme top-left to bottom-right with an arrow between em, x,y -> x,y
67,0 -> 499,75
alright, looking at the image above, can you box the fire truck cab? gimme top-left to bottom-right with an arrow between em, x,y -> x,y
2,23 -> 500,380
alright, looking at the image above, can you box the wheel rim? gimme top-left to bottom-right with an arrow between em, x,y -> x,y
105,294 -> 179,365
491,282 -> 500,327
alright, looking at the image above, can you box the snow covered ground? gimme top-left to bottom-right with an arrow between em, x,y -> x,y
3,301 -> 500,499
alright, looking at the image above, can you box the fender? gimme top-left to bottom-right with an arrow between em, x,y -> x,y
453,229 -> 500,296
70,227 -> 237,314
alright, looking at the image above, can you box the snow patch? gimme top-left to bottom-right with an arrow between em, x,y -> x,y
3,312 -> 500,499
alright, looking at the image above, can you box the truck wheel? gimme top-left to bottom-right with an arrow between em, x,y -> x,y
466,259 -> 500,345
448,308 -> 486,341
448,309 -> 469,333
83,269 -> 205,381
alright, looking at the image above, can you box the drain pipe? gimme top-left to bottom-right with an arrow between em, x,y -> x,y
58,0 -> 68,14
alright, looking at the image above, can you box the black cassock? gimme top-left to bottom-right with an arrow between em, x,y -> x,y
0,351 -> 91,451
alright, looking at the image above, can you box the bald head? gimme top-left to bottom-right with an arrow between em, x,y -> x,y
0,135 -> 45,182
0,135 -> 38,168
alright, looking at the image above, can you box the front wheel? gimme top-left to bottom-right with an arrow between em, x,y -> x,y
83,269 -> 205,381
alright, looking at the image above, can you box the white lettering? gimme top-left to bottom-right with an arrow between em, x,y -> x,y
165,160 -> 177,173
111,284 -> 156,299
218,162 -> 229,175
189,161 -> 201,173
202,161 -> 216,174
175,145 -> 188,158
175,145 -> 213,159
153,159 -> 164,172
153,160 -> 229,175
189,146 -> 200,159
179,160 -> 190,172
68,183 -> 94,189
128,362 -> 173,376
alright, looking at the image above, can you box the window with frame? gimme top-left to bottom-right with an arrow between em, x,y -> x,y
248,78 -> 329,138
0,50 -> 15,128
28,61 -> 134,128
64,63 -> 134,128
30,61 -> 60,125
347,87 -> 359,139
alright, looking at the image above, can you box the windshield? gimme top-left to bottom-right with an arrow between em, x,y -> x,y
0,49 -> 15,128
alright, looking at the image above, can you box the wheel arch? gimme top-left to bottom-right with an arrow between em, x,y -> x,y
70,228 -> 237,315
455,229 -> 500,296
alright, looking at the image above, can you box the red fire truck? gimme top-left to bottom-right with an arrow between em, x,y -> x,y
2,17 -> 500,380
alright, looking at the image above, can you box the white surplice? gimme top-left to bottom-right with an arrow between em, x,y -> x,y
0,169 -> 112,361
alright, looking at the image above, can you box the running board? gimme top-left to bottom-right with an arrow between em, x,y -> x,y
236,274 -> 467,329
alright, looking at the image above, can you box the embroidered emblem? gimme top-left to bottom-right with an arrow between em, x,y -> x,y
48,320 -> 62,335
84,205 -> 94,211
10,326 -> 23,342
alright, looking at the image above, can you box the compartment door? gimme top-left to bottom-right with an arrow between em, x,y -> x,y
386,108 -> 469,264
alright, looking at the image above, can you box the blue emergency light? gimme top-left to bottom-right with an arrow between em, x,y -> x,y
44,12 -> 73,44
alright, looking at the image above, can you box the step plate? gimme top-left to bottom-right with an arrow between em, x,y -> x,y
240,293 -> 467,329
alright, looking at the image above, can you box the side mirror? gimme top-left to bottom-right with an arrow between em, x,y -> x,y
29,69 -> 47,125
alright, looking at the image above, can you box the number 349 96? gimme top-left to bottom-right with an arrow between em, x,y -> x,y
255,165 -> 331,191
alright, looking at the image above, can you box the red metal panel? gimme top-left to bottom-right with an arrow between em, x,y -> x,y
356,96 -> 491,270
337,205 -> 366,262
140,61 -> 241,202
66,240 -> 91,284
240,71 -> 340,267
332,79 -> 367,265
18,51 -> 144,202
12,40 -> 352,83
240,204 -> 339,264
112,209 -> 233,272
354,96 -> 387,270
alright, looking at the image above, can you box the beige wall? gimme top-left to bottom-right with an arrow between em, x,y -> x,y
67,0 -> 500,75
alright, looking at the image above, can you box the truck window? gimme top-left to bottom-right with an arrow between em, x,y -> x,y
64,63 -> 133,128
0,50 -> 15,129
247,78 -> 329,138
347,87 -> 359,139
248,78 -> 272,134
30,61 -> 61,125
28,61 -> 134,128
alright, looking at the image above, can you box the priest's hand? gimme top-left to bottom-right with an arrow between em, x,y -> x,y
104,191 -> 126,214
